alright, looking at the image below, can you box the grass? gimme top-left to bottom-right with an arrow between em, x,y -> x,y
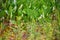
0,0 -> 60,40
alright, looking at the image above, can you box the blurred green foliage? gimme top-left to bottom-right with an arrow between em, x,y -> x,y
0,0 -> 60,40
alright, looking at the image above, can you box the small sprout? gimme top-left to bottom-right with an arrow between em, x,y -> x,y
19,4 -> 23,9
5,10 -> 8,15
14,0 -> 16,4
29,3 -> 31,8
38,13 -> 44,20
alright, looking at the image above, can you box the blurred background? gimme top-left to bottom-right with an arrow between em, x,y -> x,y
0,0 -> 60,40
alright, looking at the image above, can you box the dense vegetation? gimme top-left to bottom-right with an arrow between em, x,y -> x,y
0,0 -> 60,40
